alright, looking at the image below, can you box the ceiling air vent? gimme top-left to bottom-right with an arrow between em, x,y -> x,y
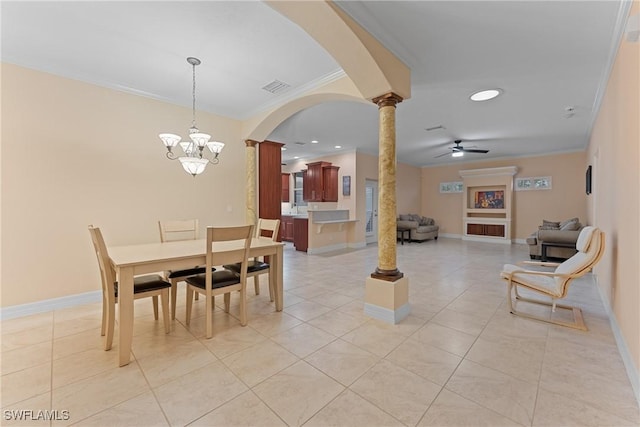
261,80 -> 291,94
294,141 -> 306,146
425,125 -> 446,132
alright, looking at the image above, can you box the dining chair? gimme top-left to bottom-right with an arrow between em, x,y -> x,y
158,219 -> 209,319
501,226 -> 605,330
185,225 -> 254,339
223,218 -> 280,301
88,225 -> 171,351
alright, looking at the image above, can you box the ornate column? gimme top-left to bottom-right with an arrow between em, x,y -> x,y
372,92 -> 403,281
364,92 -> 410,324
245,140 -> 258,226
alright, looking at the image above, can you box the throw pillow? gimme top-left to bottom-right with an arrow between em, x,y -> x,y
559,217 -> 579,229
560,219 -> 580,231
542,220 -> 560,229
410,214 -> 422,223
399,214 -> 412,221
420,217 -> 435,226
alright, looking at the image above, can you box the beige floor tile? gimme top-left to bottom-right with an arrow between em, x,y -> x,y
1,324 -> 53,353
431,308 -> 488,337
305,389 -> 403,426
284,300 -> 333,322
271,323 -> 335,358
247,311 -> 303,337
222,340 -> 298,387
1,362 -> 51,407
200,323 -> 268,359
308,310 -> 368,337
51,363 -> 149,426
309,292 -> 354,309
350,359 -> 441,426
52,328 -> 104,360
286,284 -> 331,299
305,339 -> 379,386
180,310 -> 241,339
466,334 -> 546,384
252,360 -> 344,426
1,341 -> 52,375
53,315 -> 102,340
335,300 -> 370,322
532,388 -> 638,426
341,321 -> 407,357
72,391 -> 169,427
385,339 -> 462,386
419,388 -> 523,426
190,390 -> 286,427
136,339 -> 216,388
539,360 -> 640,423
52,347 -> 120,388
0,392 -> 52,427
282,292 -> 305,308
154,361 -> 247,426
412,322 -> 476,357
1,312 -> 53,336
445,359 -> 537,426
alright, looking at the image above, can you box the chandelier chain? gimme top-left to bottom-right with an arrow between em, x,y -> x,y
192,61 -> 197,129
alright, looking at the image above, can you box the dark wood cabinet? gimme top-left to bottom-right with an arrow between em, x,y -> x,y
293,217 -> 308,252
281,173 -> 290,202
259,141 -> 283,222
303,161 -> 339,202
467,223 -> 505,237
280,215 -> 294,242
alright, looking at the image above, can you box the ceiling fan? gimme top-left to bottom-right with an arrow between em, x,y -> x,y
434,140 -> 490,158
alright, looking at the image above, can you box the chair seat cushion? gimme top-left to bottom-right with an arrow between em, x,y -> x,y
167,266 -> 214,279
114,274 -> 171,296
185,270 -> 241,290
223,260 -> 270,274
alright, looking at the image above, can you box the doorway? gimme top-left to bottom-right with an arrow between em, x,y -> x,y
365,179 -> 378,244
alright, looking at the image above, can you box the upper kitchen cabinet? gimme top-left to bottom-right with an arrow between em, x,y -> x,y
281,173 -> 290,202
303,161 -> 340,202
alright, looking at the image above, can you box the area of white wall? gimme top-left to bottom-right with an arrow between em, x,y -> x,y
1,64 -> 246,307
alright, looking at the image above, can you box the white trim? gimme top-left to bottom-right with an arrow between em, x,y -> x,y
462,235 -> 512,245
595,275 -> 640,407
513,238 -> 528,245
438,233 -> 462,239
364,302 -> 410,324
0,291 -> 102,321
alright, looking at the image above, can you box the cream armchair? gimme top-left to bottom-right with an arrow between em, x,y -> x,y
397,214 -> 439,242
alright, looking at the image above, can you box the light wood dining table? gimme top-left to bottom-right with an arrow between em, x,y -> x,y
108,237 -> 284,367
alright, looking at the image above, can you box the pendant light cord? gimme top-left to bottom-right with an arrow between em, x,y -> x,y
192,61 -> 197,129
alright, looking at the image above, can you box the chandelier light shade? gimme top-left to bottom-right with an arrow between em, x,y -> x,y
159,57 -> 224,176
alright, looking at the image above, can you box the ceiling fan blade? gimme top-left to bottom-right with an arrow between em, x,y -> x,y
460,148 -> 489,154
433,151 -> 453,158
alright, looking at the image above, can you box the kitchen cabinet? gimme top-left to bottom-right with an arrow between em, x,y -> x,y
281,173 -> 290,202
293,217 -> 308,252
259,141 -> 283,221
281,215 -> 295,242
303,161 -> 339,202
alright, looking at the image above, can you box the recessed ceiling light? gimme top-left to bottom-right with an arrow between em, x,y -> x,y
311,140 -> 319,144
452,151 -> 464,158
281,147 -> 287,151
335,145 -> 342,149
470,89 -> 502,101
294,156 -> 299,159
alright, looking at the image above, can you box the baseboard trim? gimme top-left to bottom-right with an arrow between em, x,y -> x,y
348,241 -> 367,249
0,291 -> 102,321
364,302 -> 410,324
438,233 -> 462,239
594,275 -> 640,407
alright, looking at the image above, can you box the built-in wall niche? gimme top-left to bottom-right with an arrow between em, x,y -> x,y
459,166 -> 518,244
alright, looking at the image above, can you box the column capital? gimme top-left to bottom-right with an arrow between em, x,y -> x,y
372,92 -> 403,108
245,139 -> 259,147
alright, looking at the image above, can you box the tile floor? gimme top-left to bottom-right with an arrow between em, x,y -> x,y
1,238 -> 639,426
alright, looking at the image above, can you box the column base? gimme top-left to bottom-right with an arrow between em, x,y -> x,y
364,276 -> 410,324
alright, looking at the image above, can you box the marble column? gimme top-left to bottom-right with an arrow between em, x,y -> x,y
245,139 -> 258,226
364,92 -> 409,324
371,92 -> 403,281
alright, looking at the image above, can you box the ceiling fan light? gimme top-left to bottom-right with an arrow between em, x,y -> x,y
470,89 -> 502,101
452,151 -> 464,158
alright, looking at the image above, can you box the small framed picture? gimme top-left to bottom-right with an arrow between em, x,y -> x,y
342,175 -> 351,196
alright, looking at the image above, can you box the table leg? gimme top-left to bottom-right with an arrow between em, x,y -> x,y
274,245 -> 283,311
118,267 -> 134,367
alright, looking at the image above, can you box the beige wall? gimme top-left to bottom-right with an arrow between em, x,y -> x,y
587,0 -> 640,374
421,152 -> 588,240
1,64 -> 246,307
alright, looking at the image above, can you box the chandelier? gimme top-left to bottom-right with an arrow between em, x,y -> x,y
159,57 -> 224,176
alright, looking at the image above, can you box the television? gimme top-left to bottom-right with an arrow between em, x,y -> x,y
586,165 -> 592,195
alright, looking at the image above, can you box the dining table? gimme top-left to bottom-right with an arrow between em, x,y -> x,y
108,237 -> 284,367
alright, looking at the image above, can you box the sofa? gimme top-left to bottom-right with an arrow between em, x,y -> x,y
526,217 -> 583,260
397,214 -> 439,242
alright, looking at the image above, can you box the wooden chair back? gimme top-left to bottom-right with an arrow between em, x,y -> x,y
158,219 -> 199,242
205,225 -> 254,287
88,225 -> 116,301
256,218 -> 280,241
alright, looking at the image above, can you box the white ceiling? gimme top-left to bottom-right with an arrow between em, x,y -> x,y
1,1 -> 627,167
